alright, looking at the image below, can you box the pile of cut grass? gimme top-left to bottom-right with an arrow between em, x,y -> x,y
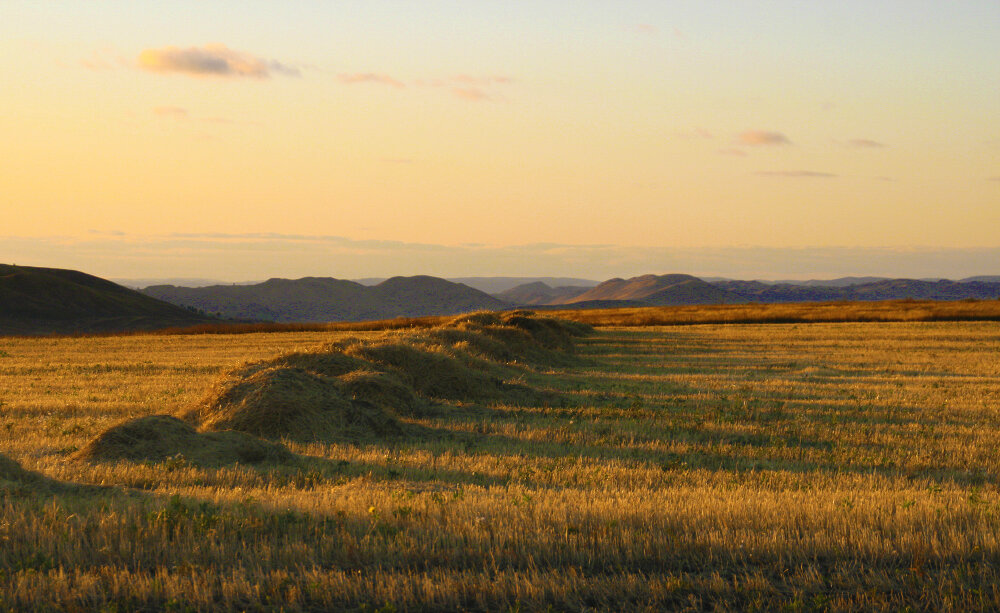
185,366 -> 404,442
75,415 -> 294,465
0,453 -> 41,486
79,312 -> 591,457
343,340 -> 504,402
0,453 -> 83,494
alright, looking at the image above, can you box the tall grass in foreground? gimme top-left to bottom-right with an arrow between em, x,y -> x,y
2,321 -> 1000,610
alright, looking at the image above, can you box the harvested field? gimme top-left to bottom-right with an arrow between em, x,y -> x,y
2,314 -> 1000,610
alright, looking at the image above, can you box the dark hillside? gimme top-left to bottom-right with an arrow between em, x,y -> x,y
143,275 -> 510,322
558,274 -> 743,306
714,278 -> 1000,303
0,264 -> 216,335
494,282 -> 592,305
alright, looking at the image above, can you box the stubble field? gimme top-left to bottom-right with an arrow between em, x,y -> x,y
2,319 -> 1000,611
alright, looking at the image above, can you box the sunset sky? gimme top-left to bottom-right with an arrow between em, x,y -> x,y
3,2 -> 999,281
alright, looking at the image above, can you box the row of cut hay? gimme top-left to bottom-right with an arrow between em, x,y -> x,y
77,312 -> 591,464
75,415 -> 294,466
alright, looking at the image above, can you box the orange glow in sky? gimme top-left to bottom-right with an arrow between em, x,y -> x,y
2,2 -> 999,279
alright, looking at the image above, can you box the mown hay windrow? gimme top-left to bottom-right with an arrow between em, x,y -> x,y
187,366 -> 402,441
500,314 -> 578,351
0,453 -> 42,485
227,349 -> 366,380
75,415 -> 294,465
78,313 -> 586,456
344,341 -> 503,402
336,369 -> 428,417
1,453 -> 78,494
447,312 -> 505,327
425,328 -> 519,364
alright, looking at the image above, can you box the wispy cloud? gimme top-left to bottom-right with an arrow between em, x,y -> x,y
337,73 -> 405,88
138,44 -> 299,78
847,138 -> 885,148
717,148 -> 747,157
452,87 -> 491,101
414,75 -> 513,101
153,106 -> 188,118
988,177 -> 1000,182
755,170 -> 837,178
80,47 -> 128,71
739,130 -> 791,146
453,75 -> 512,86
335,73 -> 512,101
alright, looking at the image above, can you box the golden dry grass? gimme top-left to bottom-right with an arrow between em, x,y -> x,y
550,298 -> 1000,327
2,318 -> 1000,610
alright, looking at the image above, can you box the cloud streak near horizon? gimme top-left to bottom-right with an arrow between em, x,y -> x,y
4,234 -> 999,282
337,73 -> 405,87
138,44 -> 299,78
847,138 -> 885,148
755,170 -> 837,178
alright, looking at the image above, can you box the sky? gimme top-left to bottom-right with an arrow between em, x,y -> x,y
2,1 -> 999,281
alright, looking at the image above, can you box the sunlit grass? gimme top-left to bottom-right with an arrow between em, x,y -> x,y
550,298 -> 1000,327
3,320 -> 1000,610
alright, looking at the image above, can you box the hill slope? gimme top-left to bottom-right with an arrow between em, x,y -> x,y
556,274 -> 743,306
142,275 -> 510,322
0,264 -> 216,335
715,279 -> 1000,303
494,282 -> 593,305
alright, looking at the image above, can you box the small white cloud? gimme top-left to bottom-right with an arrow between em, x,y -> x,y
138,44 -> 299,78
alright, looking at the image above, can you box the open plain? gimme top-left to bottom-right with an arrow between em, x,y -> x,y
2,316 -> 1000,611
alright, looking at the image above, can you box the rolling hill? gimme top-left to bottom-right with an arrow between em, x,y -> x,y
352,276 -> 600,294
0,264 -> 216,335
714,278 -> 1000,303
494,282 -> 593,305
553,274 -> 743,306
142,275 -> 510,322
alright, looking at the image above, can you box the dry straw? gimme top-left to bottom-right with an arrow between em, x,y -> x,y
77,312 -> 591,460
75,414 -> 294,465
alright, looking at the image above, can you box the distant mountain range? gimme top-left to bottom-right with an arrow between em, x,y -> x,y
6,265 -> 1000,336
351,276 -> 601,294
141,276 -> 508,322
500,274 -> 1000,307
113,277 -> 261,289
0,264 -> 215,335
